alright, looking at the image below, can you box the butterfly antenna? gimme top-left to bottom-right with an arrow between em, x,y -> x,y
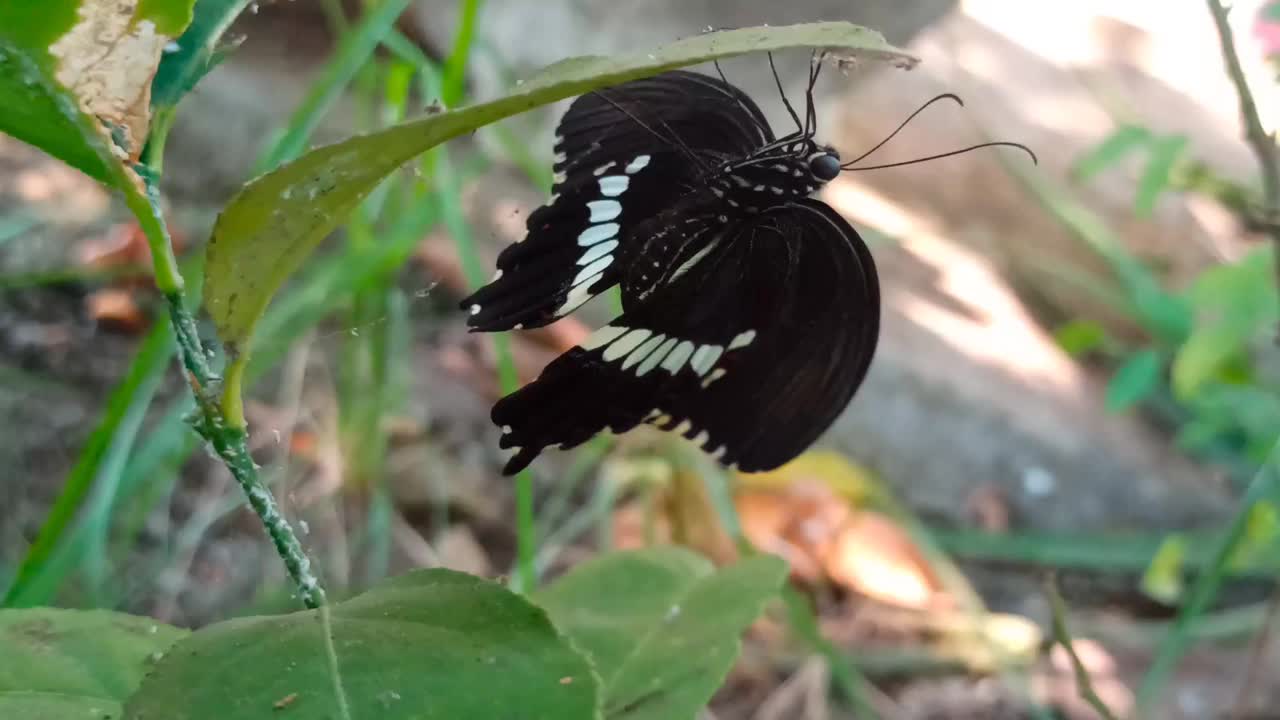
715,59 -> 773,138
841,141 -> 1038,171
844,93 -> 965,166
767,52 -> 804,134
803,50 -> 825,138
590,90 -> 712,173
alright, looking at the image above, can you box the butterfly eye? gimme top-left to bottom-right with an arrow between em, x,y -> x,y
809,153 -> 841,181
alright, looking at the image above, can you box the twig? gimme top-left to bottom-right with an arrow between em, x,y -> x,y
1044,575 -> 1120,720
1205,0 -> 1280,286
1229,588 -> 1280,719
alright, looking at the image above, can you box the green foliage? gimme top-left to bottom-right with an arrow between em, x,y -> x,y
0,608 -> 187,719
3,321 -> 175,608
150,0 -> 253,115
201,21 -> 911,362
1105,349 -> 1161,412
537,549 -> 787,720
1072,123 -> 1189,217
125,569 -> 601,719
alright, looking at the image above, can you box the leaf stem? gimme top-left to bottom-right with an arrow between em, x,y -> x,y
1045,575 -> 1120,720
1205,0 -> 1280,284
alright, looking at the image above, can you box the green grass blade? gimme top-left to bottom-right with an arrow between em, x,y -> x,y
256,0 -> 416,171
1135,440 -> 1280,712
2,318 -> 174,607
440,0 -> 483,107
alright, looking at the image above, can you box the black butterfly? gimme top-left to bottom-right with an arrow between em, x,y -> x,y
460,56 -> 1028,476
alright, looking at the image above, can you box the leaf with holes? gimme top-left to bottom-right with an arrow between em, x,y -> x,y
535,547 -> 788,720
0,0 -> 196,185
124,569 -> 600,720
0,608 -> 187,720
201,21 -> 915,359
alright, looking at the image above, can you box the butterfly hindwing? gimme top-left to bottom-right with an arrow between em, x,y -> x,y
494,199 -> 879,475
460,71 -> 773,331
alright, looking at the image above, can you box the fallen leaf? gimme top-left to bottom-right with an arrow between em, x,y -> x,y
824,510 -> 942,609
737,482 -> 851,584
738,449 -> 881,506
86,287 -> 147,332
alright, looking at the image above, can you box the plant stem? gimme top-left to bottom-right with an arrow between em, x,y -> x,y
1205,0 -> 1280,276
1045,575 -> 1120,720
130,165 -> 325,609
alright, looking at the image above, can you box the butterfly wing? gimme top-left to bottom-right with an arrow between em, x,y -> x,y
461,70 -> 774,331
493,199 -> 879,475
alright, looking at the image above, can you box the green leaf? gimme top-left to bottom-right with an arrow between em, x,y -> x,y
150,0 -> 253,113
125,568 -> 600,720
202,21 -> 913,356
0,608 -> 187,719
0,1 -> 196,184
1073,124 -> 1150,180
1054,319 -> 1106,356
1105,349 -> 1162,412
1134,134 -> 1188,217
1140,534 -> 1186,604
535,548 -> 788,720
1173,247 -> 1279,397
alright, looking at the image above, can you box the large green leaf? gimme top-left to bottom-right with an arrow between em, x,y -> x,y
124,569 -> 600,719
0,608 -> 187,720
535,548 -> 788,720
0,1 -> 196,185
202,21 -> 914,356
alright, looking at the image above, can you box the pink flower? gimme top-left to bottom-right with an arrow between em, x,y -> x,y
1257,0 -> 1280,58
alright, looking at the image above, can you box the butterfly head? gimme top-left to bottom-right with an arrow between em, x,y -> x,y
807,148 -> 841,181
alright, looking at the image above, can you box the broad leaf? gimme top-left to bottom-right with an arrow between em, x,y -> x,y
202,21 -> 915,357
124,569 -> 600,720
0,0 -> 196,185
1173,247 -> 1278,397
536,547 -> 788,720
0,608 -> 187,720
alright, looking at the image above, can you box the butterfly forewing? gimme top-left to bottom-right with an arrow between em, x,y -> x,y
460,71 -> 773,331
493,199 -> 878,475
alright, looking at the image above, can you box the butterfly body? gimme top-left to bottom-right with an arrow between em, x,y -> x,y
460,68 -> 880,476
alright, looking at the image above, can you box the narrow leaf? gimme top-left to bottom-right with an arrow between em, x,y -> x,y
1073,124 -> 1150,180
1105,349 -> 1161,412
1134,134 -> 1188,217
202,22 -> 914,357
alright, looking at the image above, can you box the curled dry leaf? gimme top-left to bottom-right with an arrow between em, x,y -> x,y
49,0 -> 189,162
824,510 -> 943,610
